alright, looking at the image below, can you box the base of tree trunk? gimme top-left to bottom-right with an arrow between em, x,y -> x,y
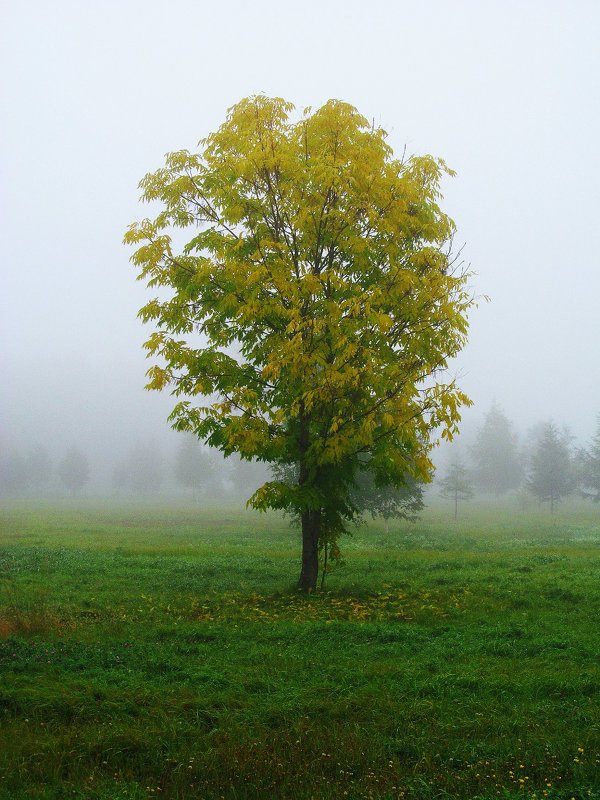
298,510 -> 320,592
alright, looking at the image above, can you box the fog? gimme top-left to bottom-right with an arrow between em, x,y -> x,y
2,0 -> 599,493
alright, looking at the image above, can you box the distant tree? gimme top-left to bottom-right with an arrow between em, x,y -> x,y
514,485 -> 533,512
174,434 -> 220,499
577,415 -> 600,502
111,461 -> 128,496
125,441 -> 164,495
527,422 -> 573,513
351,469 -> 424,529
25,444 -> 52,493
0,451 -> 29,496
471,402 -> 522,495
519,421 -> 547,481
439,457 -> 474,519
228,456 -> 271,500
58,447 -> 90,496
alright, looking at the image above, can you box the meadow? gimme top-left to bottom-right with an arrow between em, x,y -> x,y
1,500 -> 599,799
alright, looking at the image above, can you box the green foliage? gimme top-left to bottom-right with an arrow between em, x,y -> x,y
352,469 -> 424,521
125,95 -> 474,576
2,502 -> 600,799
272,459 -> 424,523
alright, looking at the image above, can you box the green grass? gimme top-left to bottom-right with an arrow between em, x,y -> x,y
1,500 -> 600,799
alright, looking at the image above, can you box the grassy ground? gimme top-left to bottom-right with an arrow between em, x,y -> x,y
1,500 -> 599,799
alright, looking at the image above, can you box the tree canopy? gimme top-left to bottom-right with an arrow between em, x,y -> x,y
125,95 -> 474,590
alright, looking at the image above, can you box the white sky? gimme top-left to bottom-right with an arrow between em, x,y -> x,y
1,0 -> 599,469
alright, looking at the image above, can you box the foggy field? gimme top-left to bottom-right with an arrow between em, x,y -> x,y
3,2 -> 600,798
1,503 -> 599,799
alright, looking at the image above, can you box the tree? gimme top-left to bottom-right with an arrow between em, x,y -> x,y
0,451 -> 28,496
174,433 -> 221,499
227,455 -> 271,501
471,402 -> 522,495
352,469 -> 424,526
527,422 -> 573,513
438,457 -> 474,519
25,444 -> 52,493
123,441 -> 164,495
58,447 -> 90,496
577,415 -> 600,502
272,458 -> 424,537
125,95 -> 474,591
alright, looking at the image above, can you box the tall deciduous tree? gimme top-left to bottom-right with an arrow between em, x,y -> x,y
527,422 -> 573,513
125,96 -> 474,591
471,402 -> 522,495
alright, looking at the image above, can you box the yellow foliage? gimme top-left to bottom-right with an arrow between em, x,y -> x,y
126,94 -> 474,552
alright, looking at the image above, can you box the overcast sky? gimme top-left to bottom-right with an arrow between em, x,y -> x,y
1,0 -> 599,474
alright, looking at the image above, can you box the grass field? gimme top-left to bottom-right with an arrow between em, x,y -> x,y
1,500 -> 599,799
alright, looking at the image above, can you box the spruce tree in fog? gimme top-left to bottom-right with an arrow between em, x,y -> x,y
527,422 -> 573,513
439,457 -> 474,519
578,415 -> 600,502
58,447 -> 90,496
471,402 -> 521,495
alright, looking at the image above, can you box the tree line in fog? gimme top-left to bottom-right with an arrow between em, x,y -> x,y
1,408 -> 599,518
437,404 -> 600,516
0,436 -> 270,501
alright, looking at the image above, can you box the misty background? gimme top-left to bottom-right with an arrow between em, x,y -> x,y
1,0 -> 599,496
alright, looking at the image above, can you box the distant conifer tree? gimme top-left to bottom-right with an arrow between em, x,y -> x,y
578,415 -> 600,502
471,402 -> 522,496
439,457 -> 474,519
527,422 -> 573,513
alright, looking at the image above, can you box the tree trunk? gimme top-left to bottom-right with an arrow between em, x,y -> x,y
298,509 -> 320,592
